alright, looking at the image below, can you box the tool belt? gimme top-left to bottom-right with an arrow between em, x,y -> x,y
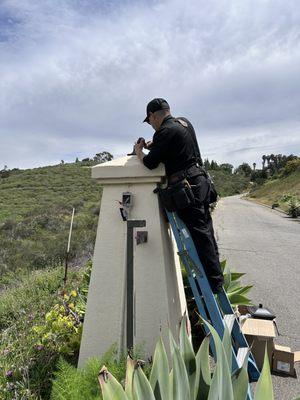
154,179 -> 195,212
154,164 -> 218,211
168,164 -> 206,185
152,164 -> 201,212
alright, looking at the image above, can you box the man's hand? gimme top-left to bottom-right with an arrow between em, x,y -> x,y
134,139 -> 145,161
144,140 -> 153,150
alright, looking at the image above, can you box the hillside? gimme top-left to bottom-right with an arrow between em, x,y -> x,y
0,163 -> 101,284
248,170 -> 300,212
209,169 -> 250,197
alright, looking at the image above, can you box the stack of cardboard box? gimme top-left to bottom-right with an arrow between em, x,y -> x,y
238,305 -> 300,377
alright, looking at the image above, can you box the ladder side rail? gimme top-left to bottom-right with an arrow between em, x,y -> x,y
168,212 -> 226,357
179,251 -> 217,358
169,212 -> 227,339
167,211 -> 260,383
218,288 -> 260,381
177,233 -> 241,373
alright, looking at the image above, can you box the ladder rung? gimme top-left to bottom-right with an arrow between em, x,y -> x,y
223,314 -> 236,333
237,347 -> 249,368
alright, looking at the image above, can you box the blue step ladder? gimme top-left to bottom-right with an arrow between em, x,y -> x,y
166,211 -> 260,399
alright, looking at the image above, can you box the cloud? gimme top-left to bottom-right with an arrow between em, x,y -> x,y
0,0 -> 300,169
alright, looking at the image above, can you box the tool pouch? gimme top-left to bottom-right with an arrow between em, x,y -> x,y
155,180 -> 195,212
208,181 -> 218,204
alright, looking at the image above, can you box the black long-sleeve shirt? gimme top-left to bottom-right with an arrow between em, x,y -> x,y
143,115 -> 202,176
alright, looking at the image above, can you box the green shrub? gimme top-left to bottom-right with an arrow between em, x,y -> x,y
0,263 -> 91,399
287,197 -> 300,218
210,170 -> 250,197
282,159 -> 300,176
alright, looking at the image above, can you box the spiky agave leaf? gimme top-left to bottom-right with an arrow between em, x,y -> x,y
228,285 -> 253,297
149,337 -> 169,400
223,262 -> 232,291
125,356 -> 136,400
194,335 -> 211,400
179,315 -> 197,398
227,293 -> 253,307
232,348 -> 250,400
133,364 -> 156,400
172,345 -> 191,400
222,323 -> 233,374
98,366 -> 129,400
253,346 -> 274,400
230,272 -> 246,282
201,319 -> 234,400
169,369 -> 173,399
169,329 -> 191,400
220,259 -> 227,272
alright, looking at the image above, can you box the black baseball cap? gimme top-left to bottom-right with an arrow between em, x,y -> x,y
143,98 -> 170,123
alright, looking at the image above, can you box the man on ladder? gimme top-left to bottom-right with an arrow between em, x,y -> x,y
134,97 -> 224,294
135,99 -> 260,395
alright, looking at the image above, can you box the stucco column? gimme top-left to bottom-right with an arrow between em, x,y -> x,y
78,155 -> 187,366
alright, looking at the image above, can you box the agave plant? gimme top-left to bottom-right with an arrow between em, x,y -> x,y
221,260 -> 253,307
98,315 -> 275,400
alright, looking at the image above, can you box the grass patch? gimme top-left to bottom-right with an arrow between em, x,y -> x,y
248,170 -> 300,212
0,265 -> 83,399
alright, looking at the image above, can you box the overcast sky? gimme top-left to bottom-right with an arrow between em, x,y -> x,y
1,0 -> 300,170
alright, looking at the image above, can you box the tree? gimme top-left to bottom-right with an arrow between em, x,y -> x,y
0,166 -> 10,178
210,160 -> 219,170
204,158 -> 211,170
235,163 -> 252,176
93,151 -> 113,164
219,163 -> 234,174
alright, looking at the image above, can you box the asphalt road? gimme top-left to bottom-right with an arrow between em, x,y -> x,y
213,195 -> 300,400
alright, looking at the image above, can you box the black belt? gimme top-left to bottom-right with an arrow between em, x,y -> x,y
168,164 -> 206,185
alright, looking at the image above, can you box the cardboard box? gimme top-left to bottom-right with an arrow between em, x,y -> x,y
241,318 -> 277,370
272,344 -> 300,376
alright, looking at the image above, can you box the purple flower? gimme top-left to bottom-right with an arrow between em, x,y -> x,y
36,344 -> 44,351
5,370 -> 13,378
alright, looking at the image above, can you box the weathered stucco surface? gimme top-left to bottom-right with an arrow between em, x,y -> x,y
78,156 -> 187,367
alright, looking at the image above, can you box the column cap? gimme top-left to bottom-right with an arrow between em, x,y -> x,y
92,155 -> 165,184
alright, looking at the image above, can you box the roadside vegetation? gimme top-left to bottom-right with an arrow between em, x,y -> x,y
247,155 -> 300,217
205,160 -> 251,197
0,256 -> 253,399
0,265 -> 86,398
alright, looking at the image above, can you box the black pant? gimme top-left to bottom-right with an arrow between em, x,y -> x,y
177,175 -> 224,292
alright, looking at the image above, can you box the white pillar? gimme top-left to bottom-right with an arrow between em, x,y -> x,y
78,156 -> 187,367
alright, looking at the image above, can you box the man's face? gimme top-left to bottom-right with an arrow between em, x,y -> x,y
148,112 -> 159,130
